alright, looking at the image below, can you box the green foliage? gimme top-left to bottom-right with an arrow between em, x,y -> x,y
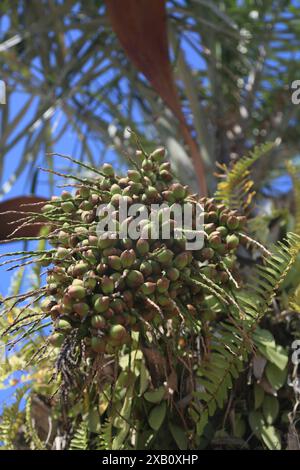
215,143 -> 274,210
25,397 -> 46,450
191,233 -> 300,439
0,386 -> 29,450
69,421 -> 89,450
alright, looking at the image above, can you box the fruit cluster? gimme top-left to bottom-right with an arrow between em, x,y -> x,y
41,147 -> 246,354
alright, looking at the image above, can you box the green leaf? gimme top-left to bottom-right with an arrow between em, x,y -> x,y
253,328 -> 276,348
169,422 -> 188,450
233,413 -> 246,438
144,386 -> 165,404
263,396 -> 279,425
148,401 -> 166,431
265,362 -> 287,390
139,360 -> 150,396
261,425 -> 282,450
249,411 -> 281,450
249,411 -> 264,438
254,383 -> 265,410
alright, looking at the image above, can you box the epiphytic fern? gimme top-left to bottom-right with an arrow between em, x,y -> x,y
0,385 -> 29,450
286,161 -> 300,235
215,142 -> 274,211
96,420 -> 113,450
192,233 -> 300,436
69,421 -> 89,450
24,396 -> 46,450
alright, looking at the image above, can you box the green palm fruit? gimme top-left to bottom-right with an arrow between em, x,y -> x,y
173,252 -> 189,270
136,239 -> 149,256
93,295 -> 110,313
150,147 -> 165,162
74,226 -> 89,237
206,211 -> 218,223
140,261 -> 153,277
47,283 -> 58,295
83,249 -> 98,264
91,336 -> 106,353
110,193 -> 121,207
170,183 -> 186,201
219,212 -> 230,225
73,262 -> 89,277
145,186 -> 159,202
68,285 -> 86,300
49,333 -> 65,347
91,315 -> 106,329
226,234 -> 239,250
101,276 -> 115,294
142,159 -> 153,172
204,223 -> 216,235
200,247 -> 215,260
88,235 -> 98,247
102,163 -> 115,177
79,186 -> 90,198
58,230 -> 69,245
226,215 -> 239,230
50,304 -> 61,318
126,270 -> 144,288
160,170 -> 173,181
201,265 -> 217,279
129,182 -> 143,194
120,249 -> 136,268
157,294 -> 171,307
111,183 -> 122,195
127,169 -> 142,182
61,201 -> 75,213
110,272 -> 122,284
96,262 -> 108,275
56,318 -> 72,332
80,200 -> 93,211
98,235 -> 117,250
111,298 -> 124,314
157,277 -> 170,293
218,271 -> 229,283
208,231 -> 222,247
81,211 -> 94,223
216,226 -> 228,238
107,255 -> 122,271
61,191 -> 72,200
73,302 -> 89,317
162,191 -> 176,203
55,247 -> 69,259
102,307 -> 114,320
166,267 -> 180,281
155,248 -> 174,266
41,203 -> 55,214
140,282 -> 156,295
182,267 -> 191,277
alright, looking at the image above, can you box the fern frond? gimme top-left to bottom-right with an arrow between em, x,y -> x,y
25,396 -> 46,450
0,385 -> 29,449
286,161 -> 300,235
193,233 -> 300,436
69,421 -> 89,450
215,142 -> 274,211
96,420 -> 113,450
